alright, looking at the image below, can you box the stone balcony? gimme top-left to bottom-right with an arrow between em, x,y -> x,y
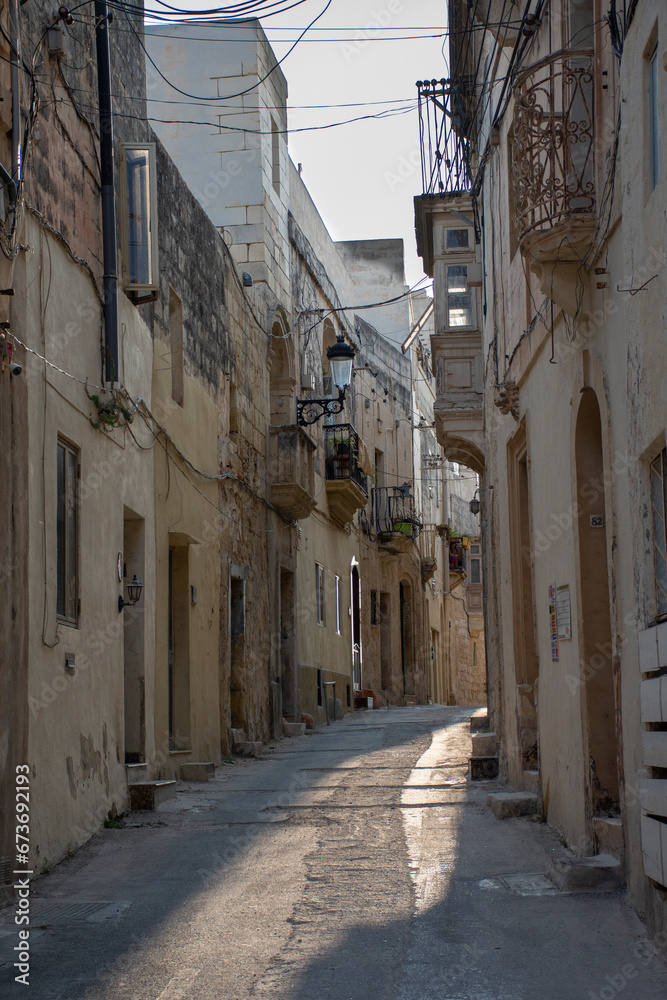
323,423 -> 369,526
269,425 -> 317,521
512,49 -> 596,314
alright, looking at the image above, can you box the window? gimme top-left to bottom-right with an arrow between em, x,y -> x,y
316,563 -> 326,625
446,228 -> 470,250
650,447 -> 667,619
57,438 -> 78,624
119,143 -> 159,293
470,557 -> 481,585
335,575 -> 341,634
271,118 -> 281,194
169,288 -> 183,406
447,264 -> 472,327
568,0 -> 594,47
370,589 -> 379,625
649,44 -> 660,192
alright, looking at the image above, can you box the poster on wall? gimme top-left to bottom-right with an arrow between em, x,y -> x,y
556,584 -> 572,641
549,584 -> 559,661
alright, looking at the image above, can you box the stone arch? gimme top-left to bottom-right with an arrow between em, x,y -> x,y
268,304 -> 296,426
443,436 -> 485,477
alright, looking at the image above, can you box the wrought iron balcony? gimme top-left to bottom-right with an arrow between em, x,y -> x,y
417,78 -> 472,196
370,486 -> 423,543
269,425 -> 317,521
512,49 -> 596,262
323,424 -> 369,525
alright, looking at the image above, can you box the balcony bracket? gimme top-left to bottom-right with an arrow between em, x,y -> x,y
530,258 -> 591,320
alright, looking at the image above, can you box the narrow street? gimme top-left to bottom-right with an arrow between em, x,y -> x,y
2,706 -> 666,999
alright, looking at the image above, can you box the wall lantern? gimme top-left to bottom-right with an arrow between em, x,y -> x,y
297,334 -> 356,427
469,489 -> 481,516
119,574 -> 143,613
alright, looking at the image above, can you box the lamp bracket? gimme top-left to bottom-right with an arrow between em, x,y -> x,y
297,390 -> 346,427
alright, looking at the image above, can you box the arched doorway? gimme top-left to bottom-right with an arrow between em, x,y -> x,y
575,388 -> 619,820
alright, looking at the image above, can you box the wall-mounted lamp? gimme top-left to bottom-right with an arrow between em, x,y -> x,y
118,574 -> 143,613
469,489 -> 481,516
296,334 -> 356,426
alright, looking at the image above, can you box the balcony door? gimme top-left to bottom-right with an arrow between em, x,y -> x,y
351,561 -> 362,690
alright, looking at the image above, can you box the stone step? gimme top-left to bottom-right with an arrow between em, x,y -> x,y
125,763 -> 148,785
283,721 -> 306,738
129,780 -> 177,811
545,853 -> 623,893
469,755 -> 499,781
234,741 -> 262,758
487,790 -> 541,819
180,762 -> 215,781
593,816 -> 624,860
522,769 -> 540,795
470,708 -> 490,731
471,731 -> 498,757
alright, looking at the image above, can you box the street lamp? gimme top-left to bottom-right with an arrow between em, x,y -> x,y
469,489 -> 481,516
297,334 -> 356,427
118,574 -> 143,613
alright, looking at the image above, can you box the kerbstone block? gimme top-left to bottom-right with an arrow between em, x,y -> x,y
545,853 -> 623,892
487,791 -> 540,819
283,722 -> 306,738
470,756 -> 499,780
180,762 -> 215,781
471,731 -> 498,757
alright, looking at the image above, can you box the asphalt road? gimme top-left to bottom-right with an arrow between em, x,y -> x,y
2,705 -> 667,999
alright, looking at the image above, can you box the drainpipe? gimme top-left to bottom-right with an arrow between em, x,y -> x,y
95,0 -> 118,383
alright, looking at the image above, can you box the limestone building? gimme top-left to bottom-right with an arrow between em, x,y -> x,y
0,3 -> 485,891
416,0 -> 667,939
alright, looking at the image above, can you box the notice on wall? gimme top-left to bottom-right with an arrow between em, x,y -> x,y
549,584 -> 559,662
556,584 -> 572,641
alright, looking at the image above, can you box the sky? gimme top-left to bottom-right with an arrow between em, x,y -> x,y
149,0 -> 449,289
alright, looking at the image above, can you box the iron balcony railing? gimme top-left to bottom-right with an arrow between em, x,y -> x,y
370,486 -> 423,540
512,49 -> 595,243
417,78 -> 473,195
323,424 -> 368,497
418,523 -> 439,563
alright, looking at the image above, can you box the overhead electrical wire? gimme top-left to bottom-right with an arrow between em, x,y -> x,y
45,94 -> 416,135
119,0 -> 333,102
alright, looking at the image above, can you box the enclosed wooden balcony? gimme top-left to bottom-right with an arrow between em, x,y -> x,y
512,49 -> 596,264
269,425 -> 317,521
418,523 -> 439,583
323,423 -> 369,525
